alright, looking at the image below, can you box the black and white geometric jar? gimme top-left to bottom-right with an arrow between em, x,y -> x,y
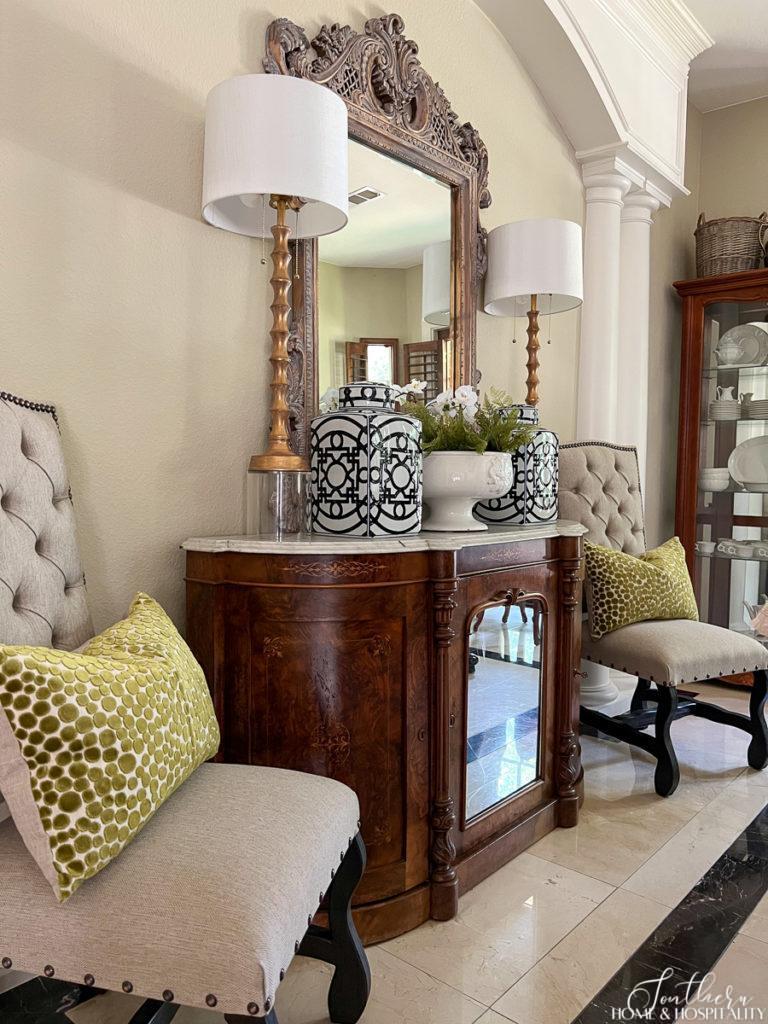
506,403 -> 540,426
310,382 -> 422,536
474,428 -> 559,526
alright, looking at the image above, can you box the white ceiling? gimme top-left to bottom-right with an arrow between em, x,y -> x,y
686,0 -> 768,112
318,140 -> 451,269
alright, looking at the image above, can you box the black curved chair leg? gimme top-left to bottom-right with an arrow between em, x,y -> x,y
225,1010 -> 278,1024
654,685 -> 680,796
128,1000 -> 180,1024
299,832 -> 371,1024
748,669 -> 768,770
630,677 -> 652,713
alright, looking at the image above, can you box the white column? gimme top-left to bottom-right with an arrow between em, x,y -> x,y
577,166 -> 630,708
576,167 -> 631,441
616,192 -> 660,484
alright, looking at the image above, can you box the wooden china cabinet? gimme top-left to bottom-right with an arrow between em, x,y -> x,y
675,268 -> 768,682
184,526 -> 585,944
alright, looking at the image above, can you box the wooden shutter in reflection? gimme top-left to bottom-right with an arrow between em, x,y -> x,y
403,340 -> 443,401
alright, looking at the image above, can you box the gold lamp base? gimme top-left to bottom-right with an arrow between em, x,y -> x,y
525,292 -> 540,408
249,452 -> 308,472
250,193 -> 309,473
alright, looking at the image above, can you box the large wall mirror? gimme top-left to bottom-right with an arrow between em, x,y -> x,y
318,141 -> 452,400
264,13 -> 491,455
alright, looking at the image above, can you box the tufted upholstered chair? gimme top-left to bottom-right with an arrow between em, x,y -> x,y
0,392 -> 371,1024
560,441 -> 768,796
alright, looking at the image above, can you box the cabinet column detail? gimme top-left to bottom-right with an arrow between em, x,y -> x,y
430,573 -> 459,921
556,544 -> 585,826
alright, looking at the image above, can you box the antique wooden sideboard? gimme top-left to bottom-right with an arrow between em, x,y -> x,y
183,524 -> 585,943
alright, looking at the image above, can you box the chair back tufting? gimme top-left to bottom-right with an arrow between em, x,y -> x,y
559,441 -> 646,555
0,392 -> 93,650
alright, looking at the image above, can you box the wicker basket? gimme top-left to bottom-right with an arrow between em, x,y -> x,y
695,212 -> 768,277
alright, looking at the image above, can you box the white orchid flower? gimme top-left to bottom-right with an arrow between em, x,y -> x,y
454,385 -> 479,406
404,378 -> 428,396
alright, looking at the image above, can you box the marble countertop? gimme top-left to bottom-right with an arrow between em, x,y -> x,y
182,520 -> 586,555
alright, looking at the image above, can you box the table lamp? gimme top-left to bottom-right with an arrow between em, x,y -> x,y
422,240 -> 451,327
202,73 -> 349,476
484,219 -> 583,407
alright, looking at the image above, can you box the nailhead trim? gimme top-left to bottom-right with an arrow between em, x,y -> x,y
280,969 -> 286,981
294,940 -> 300,953
43,966 -> 54,978
205,995 -> 218,1008
0,391 -> 59,427
84,975 -> 95,987
247,1002 -> 260,1016
122,981 -> 133,994
2,958 -> 12,970
265,998 -> 272,1011
162,990 -> 174,1002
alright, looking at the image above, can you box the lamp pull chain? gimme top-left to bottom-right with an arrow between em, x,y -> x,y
293,206 -> 301,280
512,311 -> 518,344
547,293 -> 552,345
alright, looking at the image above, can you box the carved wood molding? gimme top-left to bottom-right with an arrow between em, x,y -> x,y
280,558 -> 386,580
265,14 -> 491,211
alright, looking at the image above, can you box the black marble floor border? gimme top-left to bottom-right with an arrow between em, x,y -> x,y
572,798 -> 768,1023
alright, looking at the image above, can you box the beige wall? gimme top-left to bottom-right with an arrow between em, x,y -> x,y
317,262 -> 412,392
699,98 -> 768,220
645,104 -> 702,547
1,0 -> 582,631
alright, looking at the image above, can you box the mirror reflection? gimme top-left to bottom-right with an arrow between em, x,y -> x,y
466,600 -> 543,821
318,140 -> 452,401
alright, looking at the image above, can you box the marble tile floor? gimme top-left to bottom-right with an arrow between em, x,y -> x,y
7,675 -> 768,1024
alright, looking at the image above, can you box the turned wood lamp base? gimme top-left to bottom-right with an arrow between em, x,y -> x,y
250,193 -> 309,474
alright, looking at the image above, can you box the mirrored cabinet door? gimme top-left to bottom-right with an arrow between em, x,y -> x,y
464,598 -> 544,823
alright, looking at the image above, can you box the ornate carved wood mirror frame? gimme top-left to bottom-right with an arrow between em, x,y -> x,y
264,13 -> 491,457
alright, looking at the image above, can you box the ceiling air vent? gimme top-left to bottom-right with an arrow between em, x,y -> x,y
349,186 -> 384,206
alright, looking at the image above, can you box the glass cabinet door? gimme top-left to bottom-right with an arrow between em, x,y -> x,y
464,598 -> 543,822
697,300 -> 768,645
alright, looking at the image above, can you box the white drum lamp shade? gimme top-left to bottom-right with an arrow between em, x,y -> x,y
422,240 -> 451,327
202,74 -> 349,239
484,219 -> 583,316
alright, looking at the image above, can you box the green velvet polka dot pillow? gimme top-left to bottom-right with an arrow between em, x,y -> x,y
584,537 -> 699,642
0,594 -> 219,901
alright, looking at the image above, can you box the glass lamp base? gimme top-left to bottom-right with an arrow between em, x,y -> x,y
246,469 -> 309,538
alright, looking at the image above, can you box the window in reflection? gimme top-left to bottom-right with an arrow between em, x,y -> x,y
465,602 -> 543,821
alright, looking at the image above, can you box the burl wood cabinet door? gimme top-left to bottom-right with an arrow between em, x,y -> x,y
219,583 -> 430,905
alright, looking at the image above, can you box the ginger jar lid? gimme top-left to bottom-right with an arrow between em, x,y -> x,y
338,381 -> 398,410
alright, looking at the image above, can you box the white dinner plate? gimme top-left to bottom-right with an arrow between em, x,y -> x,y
716,324 -> 768,366
728,435 -> 768,487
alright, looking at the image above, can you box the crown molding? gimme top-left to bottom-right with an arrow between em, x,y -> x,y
598,0 -> 713,68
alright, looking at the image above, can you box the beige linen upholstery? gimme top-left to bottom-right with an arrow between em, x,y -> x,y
0,393 -> 92,650
583,619 -> 768,686
559,441 -> 646,554
0,762 -> 360,1016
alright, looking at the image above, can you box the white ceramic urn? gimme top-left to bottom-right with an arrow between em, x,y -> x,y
422,451 -> 515,531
